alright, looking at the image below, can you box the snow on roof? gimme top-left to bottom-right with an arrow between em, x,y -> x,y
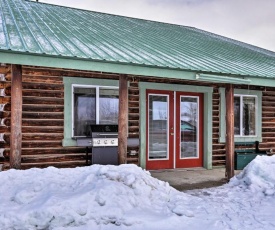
0,156 -> 275,229
0,0 -> 275,78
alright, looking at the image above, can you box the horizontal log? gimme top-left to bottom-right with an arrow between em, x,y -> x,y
263,128 -> 275,132
0,81 -> 10,89
5,88 -> 64,98
23,104 -> 64,112
23,75 -> 63,84
262,132 -> 275,137
262,96 -> 275,101
262,137 -> 275,142
0,126 -> 9,132
0,111 -> 10,119
128,126 -> 139,133
128,113 -> 140,119
23,97 -> 64,105
128,88 -> 139,95
3,118 -> 63,127
21,140 -> 62,148
128,107 -> 139,114
0,97 -> 64,105
21,126 -> 63,133
21,153 -> 86,164
128,133 -> 139,138
4,75 -> 64,90
129,101 -> 139,106
263,101 -> 275,106
4,133 -> 64,142
22,67 -> 119,79
4,147 -> 86,156
0,65 -> 9,74
257,142 -> 275,148
262,106 -> 275,112
0,97 -> 10,104
212,100 -> 219,106
0,143 -> 9,148
129,120 -> 139,126
22,112 -> 64,119
128,95 -> 140,101
22,82 -> 63,91
2,104 -> 65,113
262,114 -> 275,118
127,158 -> 139,164
263,91 -> 275,97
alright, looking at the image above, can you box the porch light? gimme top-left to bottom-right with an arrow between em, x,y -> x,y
196,74 -> 251,84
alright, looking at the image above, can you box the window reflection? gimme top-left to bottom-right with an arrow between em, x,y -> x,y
74,86 -> 119,137
234,95 -> 256,137
180,97 -> 198,158
148,95 -> 168,159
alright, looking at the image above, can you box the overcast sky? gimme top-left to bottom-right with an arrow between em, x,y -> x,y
41,0 -> 275,52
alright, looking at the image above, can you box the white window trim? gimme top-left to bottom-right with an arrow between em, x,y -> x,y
72,84 -> 119,138
219,88 -> 262,143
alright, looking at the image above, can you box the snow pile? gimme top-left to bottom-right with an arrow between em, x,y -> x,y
229,155 -> 275,195
1,156 -> 275,230
0,164 -> 195,230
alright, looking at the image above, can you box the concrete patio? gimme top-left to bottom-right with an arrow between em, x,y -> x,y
150,167 -> 241,191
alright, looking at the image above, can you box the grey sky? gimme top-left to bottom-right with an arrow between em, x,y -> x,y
41,0 -> 275,52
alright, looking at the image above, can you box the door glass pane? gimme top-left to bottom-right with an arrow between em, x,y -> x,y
74,87 -> 96,136
180,97 -> 198,158
234,97 -> 241,135
99,88 -> 119,124
242,97 -> 256,136
148,95 -> 169,159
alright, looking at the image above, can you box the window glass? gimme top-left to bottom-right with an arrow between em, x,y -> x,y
148,95 -> 169,159
99,88 -> 119,124
233,95 -> 256,137
74,88 -> 96,136
73,86 -> 119,137
180,96 -> 198,159
242,97 -> 256,136
234,96 -> 240,135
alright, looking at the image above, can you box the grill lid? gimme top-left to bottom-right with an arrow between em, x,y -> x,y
90,125 -> 118,133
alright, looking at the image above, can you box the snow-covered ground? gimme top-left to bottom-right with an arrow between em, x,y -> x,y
1,156 -> 275,230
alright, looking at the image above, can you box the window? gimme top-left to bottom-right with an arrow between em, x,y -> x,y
234,95 -> 256,137
73,86 -> 119,137
219,88 -> 262,142
63,77 -> 119,146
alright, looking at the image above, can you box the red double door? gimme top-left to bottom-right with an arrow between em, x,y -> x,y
146,90 -> 204,170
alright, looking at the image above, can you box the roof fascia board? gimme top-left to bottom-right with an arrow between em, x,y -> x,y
0,51 -> 196,80
1,51 -> 275,87
196,74 -> 251,84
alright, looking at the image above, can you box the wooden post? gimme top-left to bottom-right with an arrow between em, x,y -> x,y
225,84 -> 234,180
10,65 -> 22,169
118,75 -> 128,164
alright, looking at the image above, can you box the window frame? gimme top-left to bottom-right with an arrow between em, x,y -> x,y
63,77 -> 118,146
219,88 -> 262,143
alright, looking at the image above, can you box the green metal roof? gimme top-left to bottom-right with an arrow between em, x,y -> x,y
0,0 -> 275,78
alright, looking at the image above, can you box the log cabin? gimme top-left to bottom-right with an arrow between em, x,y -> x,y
0,0 -> 275,179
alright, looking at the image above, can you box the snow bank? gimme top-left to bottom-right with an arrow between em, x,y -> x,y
0,164 -> 195,230
229,155 -> 275,195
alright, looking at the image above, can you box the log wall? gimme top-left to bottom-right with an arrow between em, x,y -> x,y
0,64 -> 275,170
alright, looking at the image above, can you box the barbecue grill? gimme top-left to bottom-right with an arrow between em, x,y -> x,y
76,124 -> 119,165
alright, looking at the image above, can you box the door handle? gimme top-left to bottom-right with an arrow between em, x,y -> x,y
170,133 -> 174,135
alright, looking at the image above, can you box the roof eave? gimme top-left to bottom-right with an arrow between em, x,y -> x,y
0,50 -> 274,87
